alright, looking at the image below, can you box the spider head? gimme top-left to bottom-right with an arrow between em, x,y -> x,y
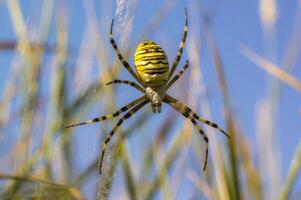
145,86 -> 166,113
134,40 -> 169,86
151,103 -> 162,113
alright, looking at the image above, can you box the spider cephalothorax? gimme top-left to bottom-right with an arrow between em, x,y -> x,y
66,9 -> 229,174
145,85 -> 166,113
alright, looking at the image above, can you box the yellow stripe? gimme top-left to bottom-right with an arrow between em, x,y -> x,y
135,52 -> 166,60
136,63 -> 168,70
135,60 -> 168,66
136,45 -> 162,51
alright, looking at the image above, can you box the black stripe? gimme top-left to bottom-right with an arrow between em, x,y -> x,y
193,113 -> 199,119
93,118 -> 100,122
139,42 -> 157,47
136,48 -> 162,52
144,71 -> 167,75
203,135 -> 209,142
121,106 -> 128,112
141,67 -> 168,71
136,47 -> 163,52
142,70 -> 168,74
124,112 -> 132,118
182,110 -> 190,117
184,107 -> 191,113
105,137 -> 111,143
135,49 -> 164,56
117,120 -> 123,126
190,118 -> 197,125
211,123 -> 218,128
136,60 -> 168,66
135,56 -> 167,61
139,69 -> 168,74
136,61 -> 168,67
111,40 -> 117,48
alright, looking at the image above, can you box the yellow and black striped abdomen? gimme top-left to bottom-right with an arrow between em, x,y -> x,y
134,40 -> 169,86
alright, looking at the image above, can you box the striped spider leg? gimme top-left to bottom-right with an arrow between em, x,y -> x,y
168,8 -> 188,80
165,95 -> 229,139
106,79 -> 145,93
99,99 -> 149,174
164,95 -> 229,171
164,97 -> 209,170
166,60 -> 189,89
65,96 -> 147,128
66,96 -> 149,174
109,19 -> 145,87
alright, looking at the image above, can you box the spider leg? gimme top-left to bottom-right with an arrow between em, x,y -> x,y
165,95 -> 229,139
164,97 -> 209,171
168,8 -> 188,80
99,99 -> 149,174
106,79 -> 145,93
65,96 -> 147,128
110,19 -> 144,86
166,60 -> 189,89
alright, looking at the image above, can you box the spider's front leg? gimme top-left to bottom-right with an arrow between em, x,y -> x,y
164,95 -> 229,171
65,96 -> 147,128
164,97 -> 209,171
165,95 -> 229,138
99,100 -> 149,174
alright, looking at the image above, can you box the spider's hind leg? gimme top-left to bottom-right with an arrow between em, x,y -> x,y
168,9 -> 188,80
166,60 -> 189,89
109,19 -> 144,86
106,79 -> 145,93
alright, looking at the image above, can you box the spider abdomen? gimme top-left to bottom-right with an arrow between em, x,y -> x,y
134,40 -> 169,86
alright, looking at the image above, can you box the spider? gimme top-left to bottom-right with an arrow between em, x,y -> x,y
66,9 -> 229,174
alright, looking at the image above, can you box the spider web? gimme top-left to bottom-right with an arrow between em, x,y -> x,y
114,0 -> 138,50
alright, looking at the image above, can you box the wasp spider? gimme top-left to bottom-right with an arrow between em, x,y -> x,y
66,9 -> 229,174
